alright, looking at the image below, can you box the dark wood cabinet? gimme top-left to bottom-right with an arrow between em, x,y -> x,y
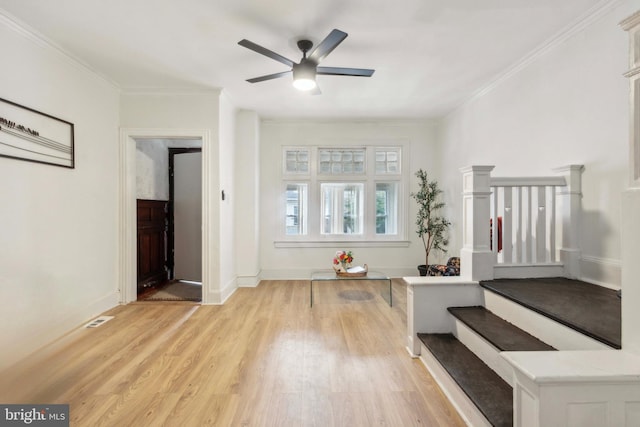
137,199 -> 168,294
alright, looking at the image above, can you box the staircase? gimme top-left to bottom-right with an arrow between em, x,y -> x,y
409,277 -> 621,427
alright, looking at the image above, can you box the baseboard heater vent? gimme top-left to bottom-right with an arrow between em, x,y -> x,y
84,315 -> 114,328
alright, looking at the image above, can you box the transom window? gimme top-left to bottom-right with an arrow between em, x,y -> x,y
282,145 -> 406,242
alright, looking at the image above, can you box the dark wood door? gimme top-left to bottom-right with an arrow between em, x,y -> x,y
137,199 -> 168,293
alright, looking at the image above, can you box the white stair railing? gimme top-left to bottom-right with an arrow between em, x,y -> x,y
461,165 -> 584,280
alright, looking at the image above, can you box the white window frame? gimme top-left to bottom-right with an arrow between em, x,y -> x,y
277,143 -> 409,247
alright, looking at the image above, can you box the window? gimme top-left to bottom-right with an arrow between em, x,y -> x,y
285,183 -> 307,235
376,182 -> 398,235
281,145 -> 406,243
321,183 -> 364,235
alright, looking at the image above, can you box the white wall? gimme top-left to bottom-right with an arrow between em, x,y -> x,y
136,139 -> 169,200
218,91 -> 237,300
0,14 -> 120,370
438,2 -> 633,288
259,119 -> 440,278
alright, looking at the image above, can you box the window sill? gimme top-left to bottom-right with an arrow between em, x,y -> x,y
274,240 -> 411,248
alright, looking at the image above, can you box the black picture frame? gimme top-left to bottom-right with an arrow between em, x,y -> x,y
0,97 -> 74,168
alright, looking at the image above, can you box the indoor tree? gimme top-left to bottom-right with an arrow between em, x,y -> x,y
410,169 -> 451,270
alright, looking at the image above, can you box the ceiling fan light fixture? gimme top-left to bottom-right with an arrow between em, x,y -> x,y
293,77 -> 317,91
292,62 -> 317,91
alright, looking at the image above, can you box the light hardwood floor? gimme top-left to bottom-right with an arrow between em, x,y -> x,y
0,279 -> 464,426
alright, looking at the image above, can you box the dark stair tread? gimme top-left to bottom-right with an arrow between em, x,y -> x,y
418,333 -> 513,427
480,277 -> 621,349
448,306 -> 556,352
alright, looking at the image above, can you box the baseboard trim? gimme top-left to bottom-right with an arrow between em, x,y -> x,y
0,291 -> 119,372
204,278 -> 238,305
580,255 -> 621,290
237,273 -> 261,288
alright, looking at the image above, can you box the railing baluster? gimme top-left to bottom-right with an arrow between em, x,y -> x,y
550,186 -> 556,262
492,186 -> 499,255
516,186 -> 523,264
526,186 -> 532,263
536,186 -> 547,263
503,187 -> 513,264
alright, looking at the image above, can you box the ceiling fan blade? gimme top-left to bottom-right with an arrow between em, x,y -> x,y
238,39 -> 295,68
246,70 -> 291,83
317,67 -> 375,77
308,29 -> 348,63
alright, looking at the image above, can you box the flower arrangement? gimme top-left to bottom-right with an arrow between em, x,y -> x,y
332,250 -> 354,273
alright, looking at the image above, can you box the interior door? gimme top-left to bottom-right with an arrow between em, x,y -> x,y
173,152 -> 202,281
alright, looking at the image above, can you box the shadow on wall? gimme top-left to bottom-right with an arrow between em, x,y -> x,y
580,209 -> 619,287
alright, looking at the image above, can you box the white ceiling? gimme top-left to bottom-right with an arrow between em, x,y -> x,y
0,0 -> 604,119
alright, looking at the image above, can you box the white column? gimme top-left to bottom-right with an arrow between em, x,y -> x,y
235,111 -> 261,287
459,165 -> 495,281
553,165 -> 584,279
621,12 -> 640,356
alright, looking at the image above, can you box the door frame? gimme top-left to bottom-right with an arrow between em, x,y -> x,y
168,147 -> 202,280
119,128 -> 213,304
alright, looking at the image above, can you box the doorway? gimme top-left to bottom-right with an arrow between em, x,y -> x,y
169,148 -> 202,282
132,137 -> 203,302
120,129 -> 213,305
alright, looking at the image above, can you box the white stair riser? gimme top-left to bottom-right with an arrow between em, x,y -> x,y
452,317 -> 515,387
483,290 -> 611,350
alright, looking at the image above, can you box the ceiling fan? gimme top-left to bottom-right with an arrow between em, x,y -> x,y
238,29 -> 374,93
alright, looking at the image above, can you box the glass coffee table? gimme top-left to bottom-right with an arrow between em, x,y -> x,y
310,270 -> 392,307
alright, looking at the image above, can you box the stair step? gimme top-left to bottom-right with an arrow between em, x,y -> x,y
418,333 -> 513,427
480,277 -> 621,349
448,306 -> 556,352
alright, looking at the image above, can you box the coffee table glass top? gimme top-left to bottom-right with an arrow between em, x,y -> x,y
311,270 -> 390,281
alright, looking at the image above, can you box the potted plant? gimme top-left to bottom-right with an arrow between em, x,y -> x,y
410,169 -> 451,276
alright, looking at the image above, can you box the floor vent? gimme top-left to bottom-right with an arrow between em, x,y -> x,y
84,316 -> 114,328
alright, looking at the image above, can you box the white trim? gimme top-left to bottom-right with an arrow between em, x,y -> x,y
490,176 -> 566,187
493,264 -> 565,279
119,128 -> 212,304
203,278 -> 238,305
0,9 -> 119,89
447,0 -> 625,118
0,291 -> 119,371
274,240 -> 410,248
580,255 -> 622,290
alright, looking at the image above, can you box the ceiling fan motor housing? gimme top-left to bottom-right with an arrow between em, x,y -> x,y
297,39 -> 314,55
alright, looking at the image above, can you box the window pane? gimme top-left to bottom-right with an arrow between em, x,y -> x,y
376,182 -> 398,235
375,148 -> 401,175
285,183 -> 307,235
284,149 -> 310,174
318,148 -> 366,175
321,183 -> 364,235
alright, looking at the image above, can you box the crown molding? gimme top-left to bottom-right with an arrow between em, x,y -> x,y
445,0 -> 625,120
0,9 -> 120,90
120,87 -> 222,96
620,9 -> 640,30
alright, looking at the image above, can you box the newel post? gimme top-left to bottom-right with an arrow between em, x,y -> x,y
460,166 -> 496,281
553,165 -> 584,279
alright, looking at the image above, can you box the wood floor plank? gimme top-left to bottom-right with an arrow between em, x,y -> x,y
0,279 -> 465,426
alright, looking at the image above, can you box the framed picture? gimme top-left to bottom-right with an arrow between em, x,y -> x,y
0,97 -> 74,168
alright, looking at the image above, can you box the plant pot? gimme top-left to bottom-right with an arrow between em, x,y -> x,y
417,265 -> 428,276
